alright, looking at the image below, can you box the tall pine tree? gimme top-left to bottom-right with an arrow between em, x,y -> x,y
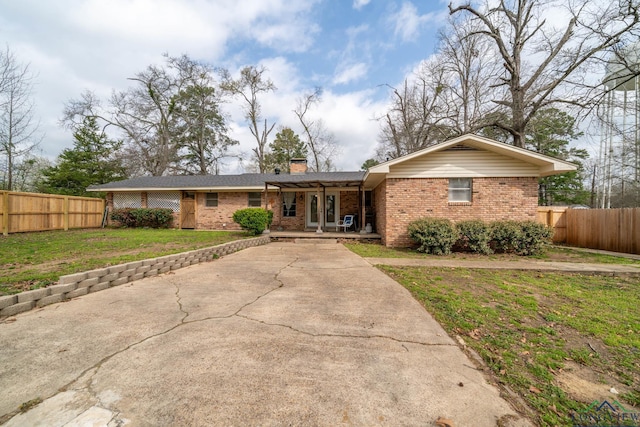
41,117 -> 126,196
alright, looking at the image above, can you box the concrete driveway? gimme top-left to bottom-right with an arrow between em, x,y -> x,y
0,242 -> 529,426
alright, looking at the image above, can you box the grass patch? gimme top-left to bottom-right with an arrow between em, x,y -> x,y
0,228 -> 251,295
345,242 -> 640,265
380,266 -> 640,426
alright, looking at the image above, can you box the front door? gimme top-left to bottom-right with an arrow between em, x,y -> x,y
181,192 -> 196,229
306,192 -> 339,229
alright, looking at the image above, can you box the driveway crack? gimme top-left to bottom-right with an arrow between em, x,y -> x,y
56,259 -> 300,399
234,313 -> 455,348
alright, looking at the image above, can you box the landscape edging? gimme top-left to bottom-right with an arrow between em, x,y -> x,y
0,235 -> 271,318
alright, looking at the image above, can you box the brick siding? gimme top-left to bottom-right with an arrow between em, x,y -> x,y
377,177 -> 538,247
339,191 -> 360,226
196,191 -> 278,231
271,192 -> 306,231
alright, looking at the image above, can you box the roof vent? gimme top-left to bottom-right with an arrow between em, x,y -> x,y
275,168 -> 281,175
445,144 -> 477,151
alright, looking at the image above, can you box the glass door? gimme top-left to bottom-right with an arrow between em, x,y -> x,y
306,192 -> 340,228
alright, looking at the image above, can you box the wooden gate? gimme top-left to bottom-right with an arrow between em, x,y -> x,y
180,192 -> 196,229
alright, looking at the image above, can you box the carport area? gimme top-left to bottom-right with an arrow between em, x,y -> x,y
0,242 -> 529,426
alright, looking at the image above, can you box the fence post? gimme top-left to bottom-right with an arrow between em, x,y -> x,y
63,196 -> 69,231
2,191 -> 8,236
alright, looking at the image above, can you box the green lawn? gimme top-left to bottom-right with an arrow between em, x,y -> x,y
344,241 -> 640,265
382,266 -> 640,426
0,228 -> 251,295
343,242 -> 640,425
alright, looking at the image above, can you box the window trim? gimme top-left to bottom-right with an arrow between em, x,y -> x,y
448,178 -> 472,203
248,192 -> 262,207
205,192 -> 218,207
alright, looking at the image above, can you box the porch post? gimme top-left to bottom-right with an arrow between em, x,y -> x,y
316,184 -> 323,234
359,185 -> 364,233
264,182 -> 268,210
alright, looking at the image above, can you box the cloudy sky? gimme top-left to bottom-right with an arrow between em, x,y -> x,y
0,0 -> 452,173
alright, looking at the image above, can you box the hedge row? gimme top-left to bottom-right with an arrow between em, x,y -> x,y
111,208 -> 174,228
407,218 -> 553,256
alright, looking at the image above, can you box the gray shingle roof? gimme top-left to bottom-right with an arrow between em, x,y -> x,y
88,171 -> 366,191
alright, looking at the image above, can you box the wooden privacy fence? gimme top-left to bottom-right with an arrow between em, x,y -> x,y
536,207 -> 567,243
1,191 -> 105,235
565,208 -> 639,255
537,207 -> 640,255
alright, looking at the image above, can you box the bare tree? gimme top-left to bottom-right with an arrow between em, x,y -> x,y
63,54 -> 211,176
449,0 -> 640,147
220,66 -> 276,173
377,60 -> 454,160
0,47 -> 41,190
437,17 -> 503,134
294,88 -> 340,172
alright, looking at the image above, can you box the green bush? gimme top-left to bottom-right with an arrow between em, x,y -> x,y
407,218 -> 458,255
490,220 -> 523,254
266,210 -> 274,227
455,220 -> 493,254
518,221 -> 553,255
110,208 -> 174,228
490,220 -> 552,255
232,208 -> 270,235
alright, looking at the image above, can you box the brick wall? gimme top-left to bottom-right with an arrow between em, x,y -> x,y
379,177 -> 538,247
196,191 -> 278,230
271,191 -> 306,230
375,181 -> 387,244
340,191 -> 359,224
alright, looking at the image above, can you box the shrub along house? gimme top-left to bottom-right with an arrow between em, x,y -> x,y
88,134 -> 576,246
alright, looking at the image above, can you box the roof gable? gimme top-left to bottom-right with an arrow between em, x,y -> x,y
365,134 -> 577,188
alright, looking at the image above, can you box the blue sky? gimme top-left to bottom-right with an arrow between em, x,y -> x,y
0,0 -> 452,172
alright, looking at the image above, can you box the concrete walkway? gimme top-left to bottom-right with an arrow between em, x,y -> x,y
365,257 -> 640,274
0,242 -> 530,427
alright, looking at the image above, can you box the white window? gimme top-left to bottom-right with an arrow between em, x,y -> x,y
113,192 -> 141,209
449,178 -> 472,202
248,192 -> 262,207
206,192 -> 218,207
148,191 -> 180,212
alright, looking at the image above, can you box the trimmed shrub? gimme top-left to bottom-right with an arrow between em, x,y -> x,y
518,221 -> 553,255
490,220 -> 523,254
110,208 -> 174,228
407,218 -> 458,255
232,208 -> 270,235
490,220 -> 552,255
455,220 -> 493,254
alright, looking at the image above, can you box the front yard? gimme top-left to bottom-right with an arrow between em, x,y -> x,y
346,242 -> 640,427
0,228 -> 250,295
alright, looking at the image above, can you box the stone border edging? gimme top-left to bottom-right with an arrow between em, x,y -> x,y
0,236 -> 271,317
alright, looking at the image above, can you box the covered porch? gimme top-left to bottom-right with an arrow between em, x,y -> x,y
265,172 -> 375,234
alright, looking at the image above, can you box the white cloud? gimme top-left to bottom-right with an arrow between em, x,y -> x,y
389,1 -> 436,42
353,0 -> 371,10
333,62 -> 369,85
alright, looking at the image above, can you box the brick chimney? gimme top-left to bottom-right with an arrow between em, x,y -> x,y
289,158 -> 308,174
